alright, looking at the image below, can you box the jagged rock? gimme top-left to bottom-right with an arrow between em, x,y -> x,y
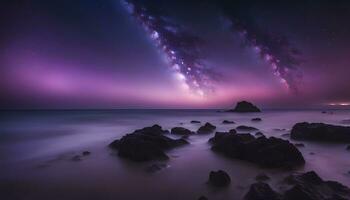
236,125 -> 258,131
227,101 -> 261,113
244,182 -> 282,200
209,132 -> 305,168
284,171 -> 350,200
197,123 -> 216,134
255,173 -> 270,182
252,118 -> 262,122
208,170 -> 231,187
291,122 -> 350,142
109,125 -> 188,162
171,127 -> 194,135
222,120 -> 235,124
191,120 -> 201,124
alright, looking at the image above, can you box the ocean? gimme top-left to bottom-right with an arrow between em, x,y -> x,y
1,109 -> 350,200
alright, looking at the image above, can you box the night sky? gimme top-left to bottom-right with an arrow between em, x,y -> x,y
1,0 -> 350,109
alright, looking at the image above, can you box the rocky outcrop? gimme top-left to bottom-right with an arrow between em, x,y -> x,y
208,170 -> 231,187
222,120 -> 235,124
197,122 -> 216,134
209,132 -> 305,168
252,118 -> 262,122
191,120 -> 201,124
291,122 -> 350,142
171,127 -> 194,135
109,125 -> 188,162
284,171 -> 350,200
244,182 -> 282,200
236,125 -> 258,131
227,101 -> 261,113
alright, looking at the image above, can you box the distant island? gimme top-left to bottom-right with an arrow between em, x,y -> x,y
227,101 -> 261,113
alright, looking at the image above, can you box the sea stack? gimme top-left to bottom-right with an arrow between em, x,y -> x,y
228,101 -> 261,113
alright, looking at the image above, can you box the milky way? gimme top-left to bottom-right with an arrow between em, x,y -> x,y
121,0 -> 219,96
216,2 -> 303,93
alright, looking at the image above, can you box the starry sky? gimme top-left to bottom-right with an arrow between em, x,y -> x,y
1,0 -> 350,109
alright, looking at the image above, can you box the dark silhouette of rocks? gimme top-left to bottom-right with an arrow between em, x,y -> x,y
109,125 -> 188,162
347,145 -> 350,150
252,118 -> 262,122
255,132 -> 264,137
191,120 -> 201,124
227,101 -> 261,113
82,151 -> 91,156
197,122 -> 216,134
284,171 -> 350,200
236,125 -> 258,131
208,170 -> 231,187
244,182 -> 282,200
294,143 -> 305,147
171,127 -> 194,135
222,120 -> 235,124
209,132 -> 305,168
291,122 -> 350,142
255,173 -> 270,182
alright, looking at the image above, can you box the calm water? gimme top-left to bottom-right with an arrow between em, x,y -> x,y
1,109 -> 350,200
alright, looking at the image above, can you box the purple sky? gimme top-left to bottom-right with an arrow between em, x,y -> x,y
1,0 -> 350,109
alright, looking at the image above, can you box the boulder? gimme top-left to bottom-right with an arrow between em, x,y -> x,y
236,125 -> 258,131
227,101 -> 261,113
252,118 -> 262,122
291,122 -> 350,142
209,132 -> 305,168
222,120 -> 235,124
244,182 -> 282,200
171,127 -> 194,135
191,120 -> 201,124
197,123 -> 216,134
109,125 -> 188,162
208,170 -> 231,187
284,171 -> 350,200
82,151 -> 91,156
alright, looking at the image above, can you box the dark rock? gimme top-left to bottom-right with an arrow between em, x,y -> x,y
244,182 -> 282,200
284,171 -> 350,200
145,163 -> 168,173
222,120 -> 235,124
274,128 -> 287,131
252,118 -> 262,122
347,145 -> 350,150
191,120 -> 201,124
197,196 -> 208,200
197,123 -> 216,134
109,125 -> 188,162
236,125 -> 258,131
255,173 -> 270,182
171,127 -> 194,135
291,122 -> 350,142
208,170 -> 231,187
209,132 -> 305,168
227,101 -> 261,113
229,129 -> 237,134
255,132 -> 264,137
82,151 -> 91,156
294,143 -> 305,147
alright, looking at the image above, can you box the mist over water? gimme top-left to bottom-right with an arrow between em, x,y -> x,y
1,109 -> 350,200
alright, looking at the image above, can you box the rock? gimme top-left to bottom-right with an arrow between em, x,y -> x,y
274,128 -> 287,131
229,129 -> 237,134
244,182 -> 282,200
109,125 -> 188,162
171,127 -> 194,135
252,118 -> 262,122
255,132 -> 264,137
281,133 -> 290,138
222,120 -> 235,124
197,196 -> 208,200
236,125 -> 258,131
291,122 -> 350,142
191,120 -> 201,124
209,132 -> 305,168
347,145 -> 350,150
197,123 -> 216,134
227,101 -> 261,113
294,143 -> 305,147
255,173 -> 270,182
284,171 -> 350,200
82,151 -> 91,156
208,170 -> 231,187
145,163 -> 168,173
